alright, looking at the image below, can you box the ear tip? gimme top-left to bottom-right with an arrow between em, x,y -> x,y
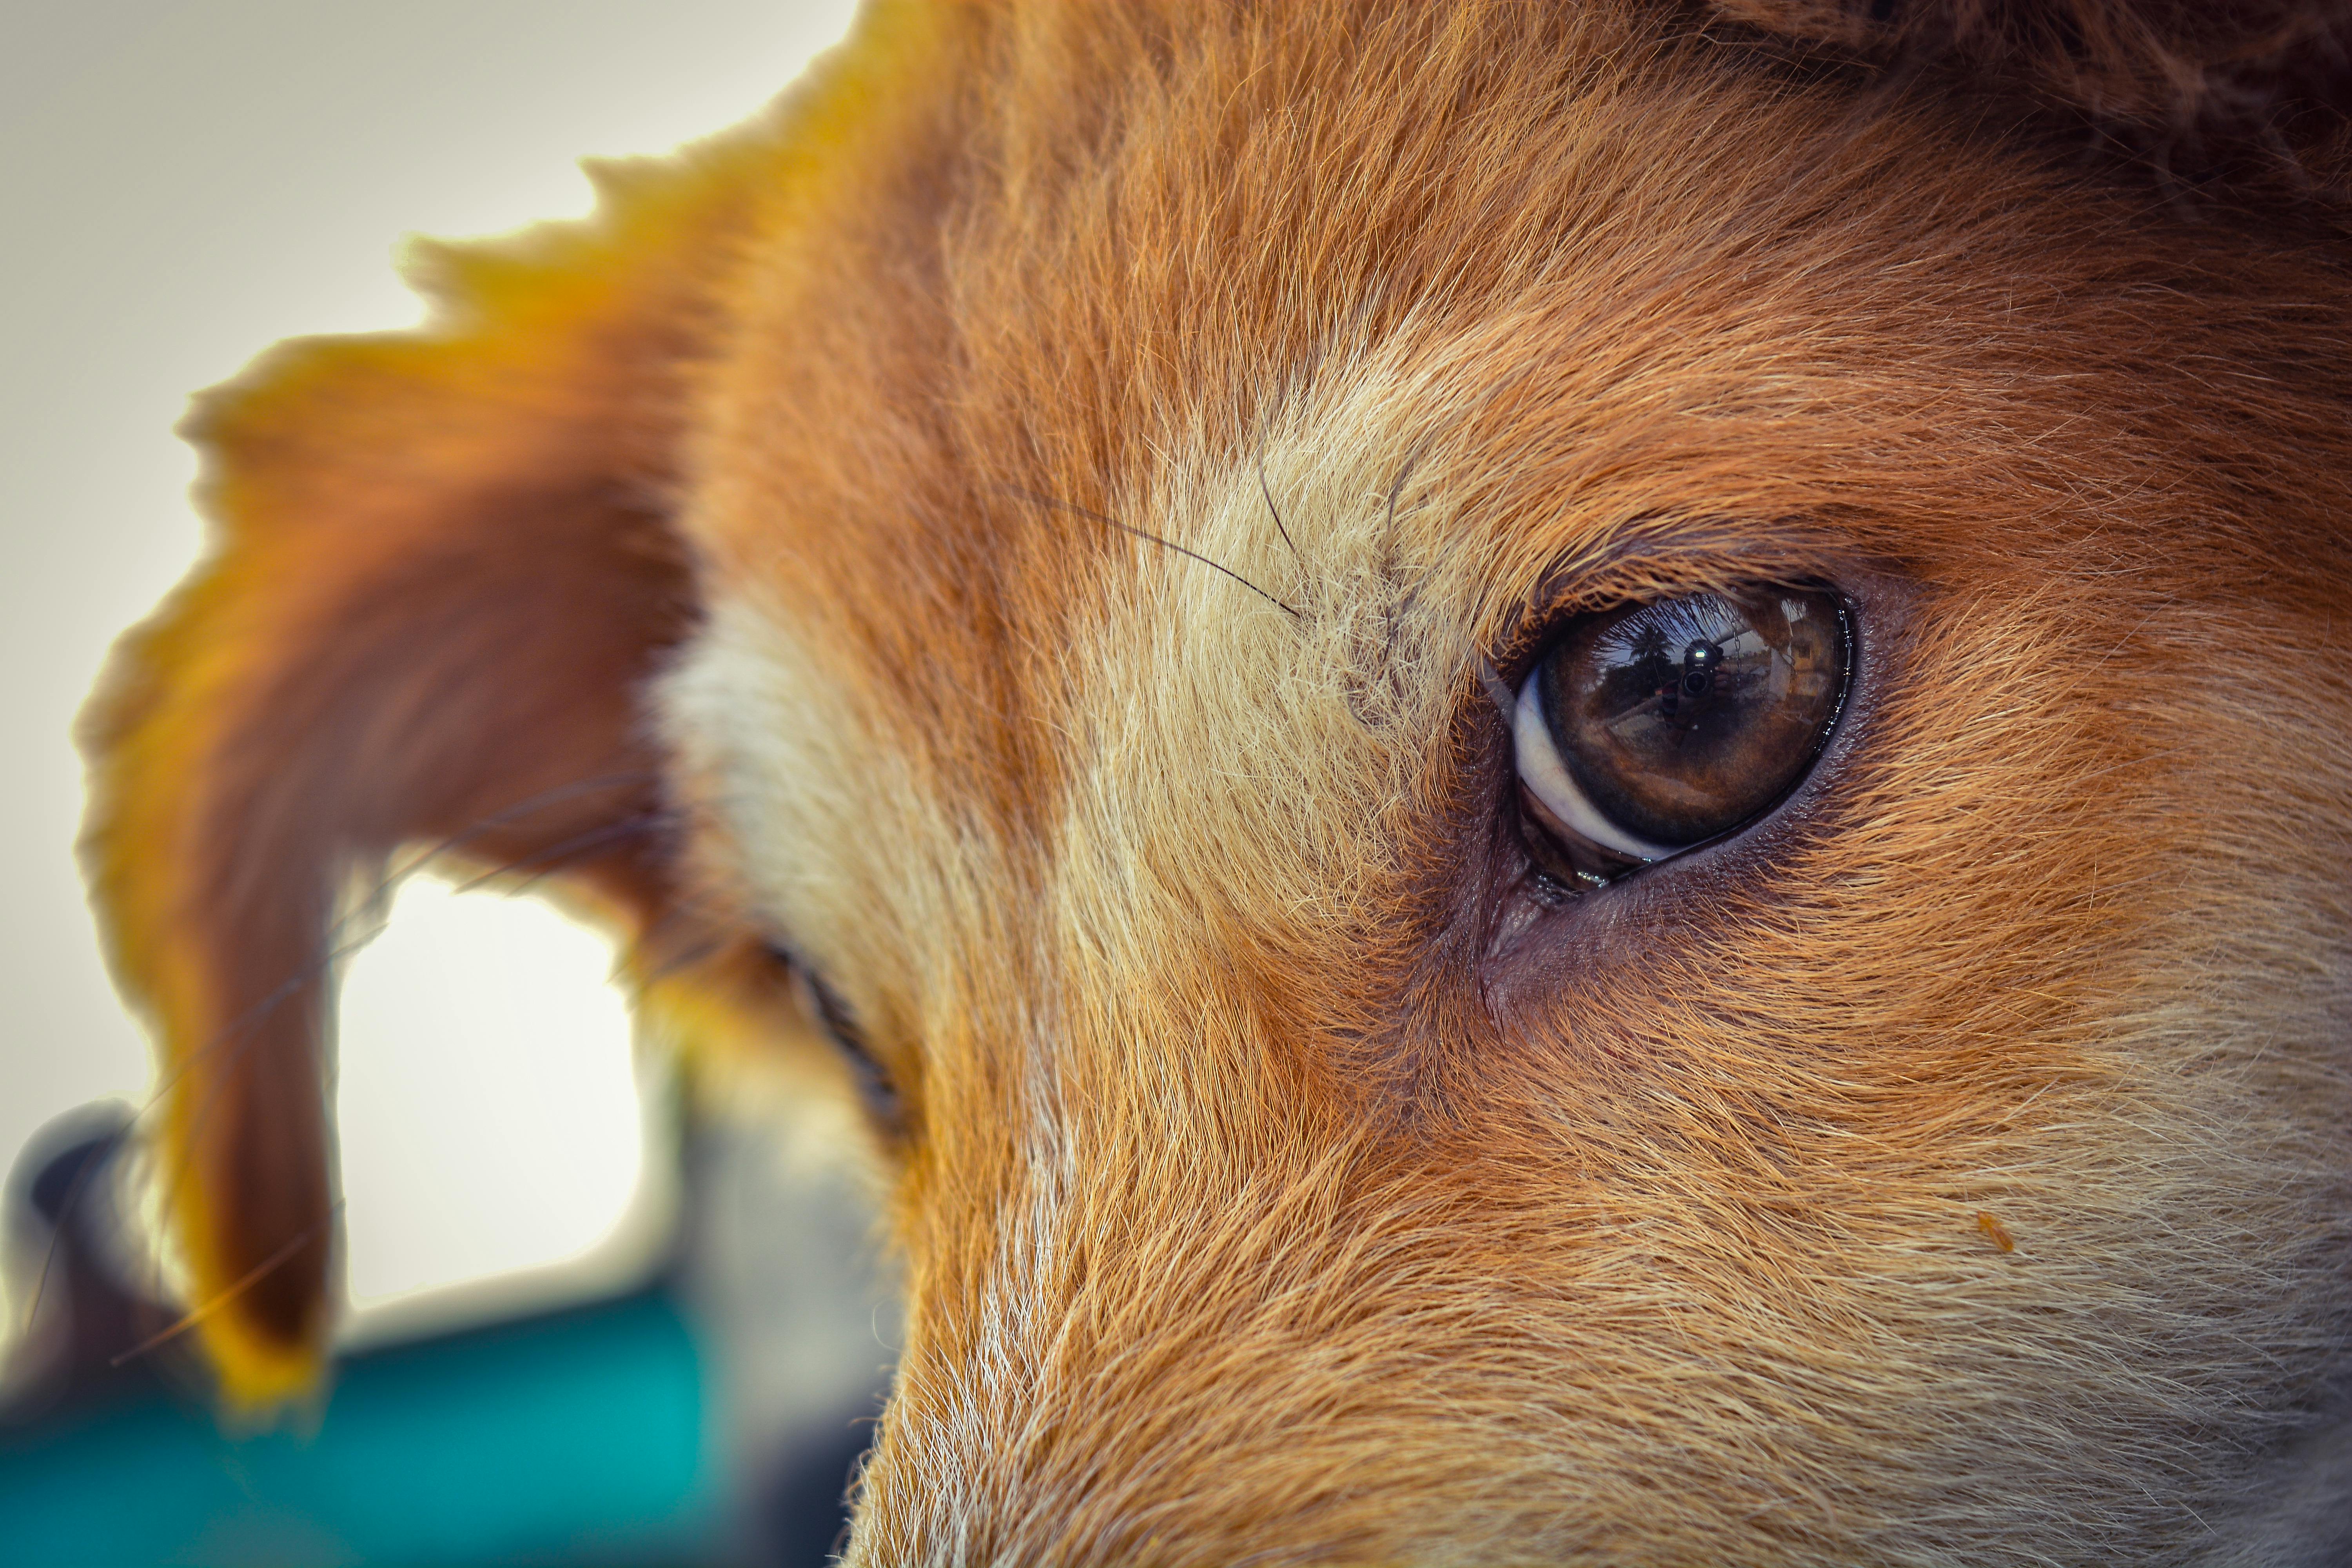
201,1314 -> 333,1414
76,582 -> 344,1410
165,1118 -> 341,1413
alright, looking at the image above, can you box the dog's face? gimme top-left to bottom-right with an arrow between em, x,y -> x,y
80,2 -> 2352,1561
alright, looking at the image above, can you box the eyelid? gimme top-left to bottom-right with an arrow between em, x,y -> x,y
1513,665 -> 1676,862
765,944 -> 908,1132
1491,538 -> 1847,685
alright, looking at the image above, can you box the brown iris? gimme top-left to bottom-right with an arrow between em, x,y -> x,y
1530,587 -> 1848,853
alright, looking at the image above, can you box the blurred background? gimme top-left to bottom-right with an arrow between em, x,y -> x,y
0,3 -> 897,1563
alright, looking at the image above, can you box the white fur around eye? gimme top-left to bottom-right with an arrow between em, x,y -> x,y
1513,668 -> 1675,862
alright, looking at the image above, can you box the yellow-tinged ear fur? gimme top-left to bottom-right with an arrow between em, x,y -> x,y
78,171 -> 735,1408
76,0 -> 967,1408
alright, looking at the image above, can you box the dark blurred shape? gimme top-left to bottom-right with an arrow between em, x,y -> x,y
753,1415 -> 874,1567
678,1113 -> 895,1568
1,1101 -> 191,1426
0,1101 -> 891,1564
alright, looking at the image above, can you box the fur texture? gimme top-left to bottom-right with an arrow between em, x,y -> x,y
80,0 -> 2352,1561
1724,0 -> 2352,133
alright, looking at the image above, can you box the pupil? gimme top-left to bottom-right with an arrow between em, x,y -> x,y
1679,640 -> 1720,699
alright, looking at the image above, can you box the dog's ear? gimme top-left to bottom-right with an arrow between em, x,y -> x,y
80,0 -> 977,1413
1715,0 -> 2352,178
75,122 -> 792,1408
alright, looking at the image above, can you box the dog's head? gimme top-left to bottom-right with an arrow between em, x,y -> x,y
80,2 -> 2352,1560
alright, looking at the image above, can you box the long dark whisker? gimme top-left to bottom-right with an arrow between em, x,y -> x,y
158,806 -> 676,1158
1379,454 -> 1423,667
166,794 -> 673,1100
1000,483 -> 1301,620
303,770 -> 664,976
24,791 -> 674,1342
18,1135 -> 116,1343
107,1201 -> 345,1370
443,809 -> 680,899
632,925 -> 738,989
359,772 -> 664,917
1256,431 -> 1302,571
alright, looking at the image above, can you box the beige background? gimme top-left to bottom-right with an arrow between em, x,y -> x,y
1,0 -> 858,1329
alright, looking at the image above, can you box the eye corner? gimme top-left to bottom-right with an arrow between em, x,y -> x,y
759,942 -> 911,1137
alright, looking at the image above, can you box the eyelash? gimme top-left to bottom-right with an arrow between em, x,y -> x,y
762,945 -> 907,1132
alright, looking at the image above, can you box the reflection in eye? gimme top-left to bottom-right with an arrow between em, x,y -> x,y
1513,588 -> 1849,885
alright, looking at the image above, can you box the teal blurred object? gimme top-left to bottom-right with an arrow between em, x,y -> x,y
0,1289 -> 722,1567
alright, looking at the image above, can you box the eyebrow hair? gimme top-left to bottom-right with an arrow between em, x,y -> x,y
998,483 -> 1304,620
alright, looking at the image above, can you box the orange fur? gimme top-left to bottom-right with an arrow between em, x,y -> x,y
81,0 -> 2352,1559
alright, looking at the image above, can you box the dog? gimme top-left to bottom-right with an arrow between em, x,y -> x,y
77,1 -> 2352,1561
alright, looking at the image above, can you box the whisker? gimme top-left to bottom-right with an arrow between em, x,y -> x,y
368,771 -> 662,913
633,927 -> 737,989
1256,429 -> 1302,570
316,771 -> 663,987
1383,459 -> 1415,537
1000,483 -> 1302,620
157,808 -> 676,1189
443,809 -> 679,899
34,788 -> 677,1341
621,869 -> 781,989
1478,659 -> 1519,722
106,1202 -> 344,1370
1378,454 -> 1423,667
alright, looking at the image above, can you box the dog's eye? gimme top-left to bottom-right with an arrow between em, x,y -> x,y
765,946 -> 905,1132
1513,587 -> 1849,885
